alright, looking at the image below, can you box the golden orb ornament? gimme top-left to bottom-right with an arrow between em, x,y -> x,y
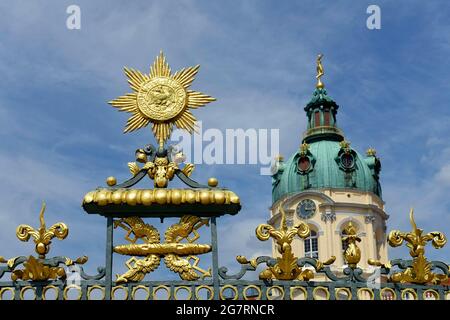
135,149 -> 148,163
36,243 -> 47,255
106,176 -> 117,186
208,177 -> 218,187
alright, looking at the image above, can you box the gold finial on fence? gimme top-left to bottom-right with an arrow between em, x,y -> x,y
0,203 -> 88,281
16,202 -> 68,259
256,204 -> 311,280
386,208 -> 447,284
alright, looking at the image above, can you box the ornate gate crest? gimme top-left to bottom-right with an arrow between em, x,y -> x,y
80,51 -> 241,300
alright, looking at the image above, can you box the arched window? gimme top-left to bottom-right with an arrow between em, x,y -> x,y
314,112 -> 321,127
304,230 -> 318,259
323,111 -> 330,126
375,228 -> 384,260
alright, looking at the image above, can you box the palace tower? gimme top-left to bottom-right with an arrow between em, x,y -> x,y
270,56 -> 388,271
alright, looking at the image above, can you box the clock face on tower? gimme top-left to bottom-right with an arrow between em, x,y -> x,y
296,199 -> 316,219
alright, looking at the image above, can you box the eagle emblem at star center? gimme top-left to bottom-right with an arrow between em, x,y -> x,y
137,77 -> 187,121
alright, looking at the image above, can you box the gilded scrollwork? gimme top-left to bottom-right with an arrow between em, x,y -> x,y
11,256 -> 64,281
114,215 -> 211,283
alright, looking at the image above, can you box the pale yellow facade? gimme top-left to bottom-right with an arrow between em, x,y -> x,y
269,188 -> 389,272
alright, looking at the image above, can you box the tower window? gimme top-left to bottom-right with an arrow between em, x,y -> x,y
304,230 -> 318,259
324,111 -> 330,126
314,112 -> 321,127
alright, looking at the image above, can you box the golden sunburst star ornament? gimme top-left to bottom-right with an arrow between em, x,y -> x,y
109,51 -> 216,147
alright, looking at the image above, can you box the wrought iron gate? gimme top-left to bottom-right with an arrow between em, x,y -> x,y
0,53 -> 448,301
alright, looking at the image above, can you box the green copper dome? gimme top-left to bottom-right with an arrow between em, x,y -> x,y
272,87 -> 382,203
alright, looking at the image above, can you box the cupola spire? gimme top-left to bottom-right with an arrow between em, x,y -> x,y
303,54 -> 344,144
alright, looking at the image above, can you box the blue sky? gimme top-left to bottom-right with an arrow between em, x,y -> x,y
0,1 -> 449,278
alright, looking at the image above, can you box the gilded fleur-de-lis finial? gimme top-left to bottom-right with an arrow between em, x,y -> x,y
389,208 -> 447,258
316,54 -> 325,88
0,203 -> 89,282
236,203 -> 335,280
386,208 -> 448,284
16,202 -> 69,259
252,204 -> 312,280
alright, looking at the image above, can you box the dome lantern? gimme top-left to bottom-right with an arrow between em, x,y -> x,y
271,55 -> 382,203
303,55 -> 344,144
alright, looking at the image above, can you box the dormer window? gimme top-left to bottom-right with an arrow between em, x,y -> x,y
298,156 -> 311,172
341,153 -> 355,170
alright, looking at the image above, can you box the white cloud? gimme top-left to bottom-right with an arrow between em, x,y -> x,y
435,163 -> 450,186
